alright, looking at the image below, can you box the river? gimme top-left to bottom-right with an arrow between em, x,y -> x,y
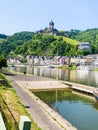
9,66 -> 98,87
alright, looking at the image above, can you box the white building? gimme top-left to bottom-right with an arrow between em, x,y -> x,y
78,42 -> 91,51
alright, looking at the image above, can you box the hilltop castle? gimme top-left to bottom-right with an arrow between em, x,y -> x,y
36,20 -> 58,35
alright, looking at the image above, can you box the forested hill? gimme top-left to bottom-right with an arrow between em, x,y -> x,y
0,31 -> 80,57
15,33 -> 80,56
0,28 -> 98,57
0,31 -> 34,56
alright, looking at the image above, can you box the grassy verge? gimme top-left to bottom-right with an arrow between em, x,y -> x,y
0,73 -> 12,87
93,68 -> 98,71
0,73 -> 41,130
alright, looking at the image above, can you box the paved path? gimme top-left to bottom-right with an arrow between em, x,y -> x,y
6,74 -> 77,130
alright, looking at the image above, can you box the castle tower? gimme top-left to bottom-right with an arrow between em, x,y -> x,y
49,20 -> 54,31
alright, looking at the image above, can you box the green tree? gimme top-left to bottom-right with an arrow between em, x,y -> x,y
0,56 -> 7,69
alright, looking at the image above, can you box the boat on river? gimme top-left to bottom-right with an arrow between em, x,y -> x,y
93,88 -> 98,102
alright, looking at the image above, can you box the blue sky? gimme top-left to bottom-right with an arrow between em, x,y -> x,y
0,0 -> 98,35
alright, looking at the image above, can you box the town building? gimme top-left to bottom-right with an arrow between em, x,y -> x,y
78,42 -> 91,51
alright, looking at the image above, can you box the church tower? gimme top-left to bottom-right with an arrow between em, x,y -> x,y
49,20 -> 54,31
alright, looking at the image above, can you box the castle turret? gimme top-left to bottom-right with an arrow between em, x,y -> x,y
49,20 -> 54,31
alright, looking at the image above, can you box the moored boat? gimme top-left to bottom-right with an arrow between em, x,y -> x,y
93,88 -> 98,102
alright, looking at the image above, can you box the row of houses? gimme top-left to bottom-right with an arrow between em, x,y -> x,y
7,54 -> 98,67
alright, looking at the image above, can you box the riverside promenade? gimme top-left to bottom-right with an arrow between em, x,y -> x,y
6,73 -> 77,130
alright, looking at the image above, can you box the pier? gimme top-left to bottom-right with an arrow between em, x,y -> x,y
61,81 -> 94,94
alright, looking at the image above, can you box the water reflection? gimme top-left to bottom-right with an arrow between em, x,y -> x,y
53,90 -> 59,112
9,66 -> 98,87
33,90 -> 98,130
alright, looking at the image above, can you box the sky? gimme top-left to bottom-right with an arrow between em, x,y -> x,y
0,0 -> 98,35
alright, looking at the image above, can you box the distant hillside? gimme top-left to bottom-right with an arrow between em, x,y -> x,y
1,28 -> 98,57
63,28 -> 98,43
74,28 -> 98,43
7,31 -> 34,42
0,34 -> 7,39
0,31 -> 34,56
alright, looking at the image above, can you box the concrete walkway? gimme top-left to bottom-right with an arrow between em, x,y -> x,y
6,74 -> 77,130
16,80 -> 68,91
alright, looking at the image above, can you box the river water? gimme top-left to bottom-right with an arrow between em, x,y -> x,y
8,66 -> 98,130
33,90 -> 98,130
10,66 -> 98,87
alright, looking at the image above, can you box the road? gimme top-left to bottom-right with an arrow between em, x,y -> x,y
6,74 -> 65,130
